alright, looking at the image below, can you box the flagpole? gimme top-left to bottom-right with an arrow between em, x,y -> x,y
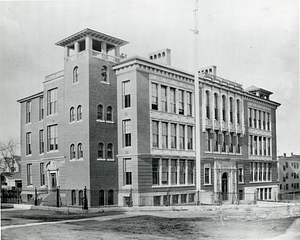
192,0 -> 201,205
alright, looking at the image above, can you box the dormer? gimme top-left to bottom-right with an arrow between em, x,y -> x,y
246,86 -> 273,100
199,65 -> 217,76
55,28 -> 128,63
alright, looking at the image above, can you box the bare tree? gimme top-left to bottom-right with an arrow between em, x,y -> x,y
0,138 -> 20,172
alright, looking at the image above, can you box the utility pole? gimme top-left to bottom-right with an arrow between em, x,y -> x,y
191,0 -> 201,205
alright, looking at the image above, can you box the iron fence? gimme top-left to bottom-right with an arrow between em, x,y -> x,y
278,192 -> 300,203
1,189 -> 22,203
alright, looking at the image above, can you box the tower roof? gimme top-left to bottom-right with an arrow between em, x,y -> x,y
55,28 -> 128,47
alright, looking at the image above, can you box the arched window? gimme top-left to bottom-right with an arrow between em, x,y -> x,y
77,105 -> 82,121
70,107 -> 75,122
97,104 -> 103,120
106,106 -> 112,121
229,97 -> 233,123
101,66 -> 108,82
107,143 -> 113,159
73,67 -> 79,83
206,91 -> 210,119
71,189 -> 76,205
79,190 -> 83,206
236,99 -> 240,124
98,142 -> 104,159
99,190 -> 104,206
77,143 -> 83,159
70,144 -> 75,160
108,189 -> 114,205
222,95 -> 226,122
214,93 -> 218,120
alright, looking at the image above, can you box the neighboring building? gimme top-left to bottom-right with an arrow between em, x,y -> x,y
1,172 -> 22,190
278,153 -> 300,195
18,29 -> 280,207
0,156 -> 21,173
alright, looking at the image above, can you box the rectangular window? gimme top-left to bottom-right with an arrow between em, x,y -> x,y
269,188 -> 272,199
254,136 -> 257,155
179,125 -> 185,150
47,88 -> 58,115
253,109 -> 257,128
26,101 -> 31,124
238,166 -> 244,183
204,166 -> 211,184
187,160 -> 194,184
162,122 -> 168,148
263,112 -> 266,130
259,136 -> 262,155
263,137 -> 266,155
263,163 -> 267,181
171,159 -> 177,185
152,121 -> 159,148
39,130 -> 44,154
151,83 -> 158,110
268,138 -> 271,156
26,132 -> 32,155
187,126 -> 193,150
162,159 -> 169,185
123,81 -> 131,108
123,120 -> 131,147
40,162 -> 45,186
250,162 -> 253,181
39,97 -> 44,121
161,85 -> 167,112
187,92 -> 192,116
259,162 -> 262,181
171,123 -> 177,149
178,90 -> 184,115
179,160 -> 185,184
268,163 -> 272,181
47,125 -> 58,151
249,108 -> 252,127
152,159 -> 159,185
258,110 -> 261,129
124,158 -> 132,185
170,88 -> 176,113
27,164 -> 32,186
181,194 -> 187,203
267,113 -> 270,130
254,162 -> 258,181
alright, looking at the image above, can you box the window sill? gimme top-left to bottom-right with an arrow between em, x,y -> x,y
107,159 -> 115,162
106,121 -> 114,124
26,122 -> 32,125
70,158 -> 76,162
27,185 -> 34,188
152,184 -> 195,188
47,150 -> 59,153
77,158 -> 83,161
26,154 -> 32,157
96,119 -> 105,122
97,158 -> 106,161
100,81 -> 110,85
203,183 -> 212,186
69,121 -> 76,124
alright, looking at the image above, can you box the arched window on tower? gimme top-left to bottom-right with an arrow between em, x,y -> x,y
98,142 -> 104,159
101,66 -> 108,82
107,143 -> 113,159
97,104 -> 103,120
73,67 -> 79,83
70,107 -> 75,122
106,106 -> 112,121
222,95 -> 226,122
214,93 -> 218,120
77,143 -> 83,159
77,105 -> 82,121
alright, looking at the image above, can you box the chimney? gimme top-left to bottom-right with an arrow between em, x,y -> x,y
284,153 -> 286,157
291,152 -> 293,156
149,49 -> 171,66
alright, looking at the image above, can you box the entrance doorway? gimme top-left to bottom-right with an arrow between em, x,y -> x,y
222,172 -> 228,200
50,173 -> 57,189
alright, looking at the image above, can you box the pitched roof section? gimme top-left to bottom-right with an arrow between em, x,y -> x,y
55,28 -> 129,47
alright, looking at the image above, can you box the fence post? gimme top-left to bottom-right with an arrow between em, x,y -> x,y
56,186 -> 60,207
34,187 -> 38,206
83,186 -> 88,209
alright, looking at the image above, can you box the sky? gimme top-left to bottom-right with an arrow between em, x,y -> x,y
0,0 -> 299,156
